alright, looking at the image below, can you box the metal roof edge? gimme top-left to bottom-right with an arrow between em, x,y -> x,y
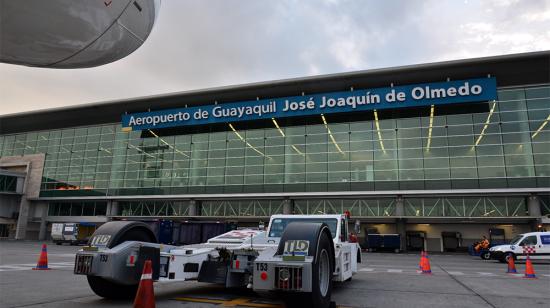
33,187 -> 550,201
2,50 -> 549,119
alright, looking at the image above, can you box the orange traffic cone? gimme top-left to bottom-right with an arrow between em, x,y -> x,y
422,251 -> 432,274
506,255 -> 517,273
32,244 -> 50,270
524,255 -> 536,279
134,260 -> 155,308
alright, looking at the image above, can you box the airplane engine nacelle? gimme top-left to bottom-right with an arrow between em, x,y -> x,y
0,0 -> 159,68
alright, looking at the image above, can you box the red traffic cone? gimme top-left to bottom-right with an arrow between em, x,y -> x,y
506,254 -> 517,274
33,244 -> 50,270
134,260 -> 156,308
422,251 -> 432,274
524,255 -> 536,279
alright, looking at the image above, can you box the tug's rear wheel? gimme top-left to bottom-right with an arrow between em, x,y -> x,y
286,229 -> 334,308
312,232 -> 333,307
277,222 -> 335,308
319,249 -> 330,295
85,222 -> 157,299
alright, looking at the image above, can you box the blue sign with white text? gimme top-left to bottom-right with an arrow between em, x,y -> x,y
121,77 -> 497,131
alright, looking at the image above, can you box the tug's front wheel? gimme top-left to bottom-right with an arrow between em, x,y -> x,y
85,221 -> 157,299
87,276 -> 138,299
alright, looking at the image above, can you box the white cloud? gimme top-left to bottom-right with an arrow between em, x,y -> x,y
460,22 -> 494,33
491,0 -> 522,6
522,11 -> 550,22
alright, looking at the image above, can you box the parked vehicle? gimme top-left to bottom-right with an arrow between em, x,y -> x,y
406,231 -> 426,251
74,214 -> 361,308
442,232 -> 462,252
125,219 -> 235,245
364,234 -> 400,253
51,223 -> 96,245
50,223 -> 64,244
489,231 -> 550,263
468,228 -> 506,260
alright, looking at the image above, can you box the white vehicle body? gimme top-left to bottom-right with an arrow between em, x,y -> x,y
52,223 -> 96,245
161,215 -> 359,284
489,231 -> 550,261
75,214 -> 361,307
51,223 -> 64,242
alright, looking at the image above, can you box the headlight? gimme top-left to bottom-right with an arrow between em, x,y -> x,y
279,268 -> 290,282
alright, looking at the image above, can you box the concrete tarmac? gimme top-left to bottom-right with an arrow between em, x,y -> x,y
1,241 -> 549,308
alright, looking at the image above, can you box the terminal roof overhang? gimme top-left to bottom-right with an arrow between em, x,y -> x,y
1,51 -> 549,135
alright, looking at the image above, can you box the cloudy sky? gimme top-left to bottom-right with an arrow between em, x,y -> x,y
1,0 -> 549,116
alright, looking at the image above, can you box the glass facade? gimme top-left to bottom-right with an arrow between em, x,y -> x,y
119,200 -> 192,216
0,174 -> 18,193
0,86 -> 549,199
294,199 -> 396,217
201,200 -> 285,217
541,195 -> 550,215
47,201 -> 107,216
109,197 -> 530,217
403,197 -> 527,217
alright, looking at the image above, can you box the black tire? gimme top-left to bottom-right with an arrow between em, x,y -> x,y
480,251 -> 491,260
86,227 -> 155,299
500,252 -> 515,263
87,276 -> 138,299
297,231 -> 333,308
87,221 -> 156,249
114,228 -> 156,245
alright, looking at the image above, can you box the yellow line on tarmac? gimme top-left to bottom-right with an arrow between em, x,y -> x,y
222,298 -> 255,307
174,297 -> 226,305
173,296 -> 283,308
222,297 -> 282,307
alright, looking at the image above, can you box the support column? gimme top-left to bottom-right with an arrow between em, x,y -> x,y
188,199 -> 198,216
38,202 -> 48,241
16,177 -> 25,194
396,218 -> 407,252
395,196 -> 404,217
283,199 -> 294,215
528,195 -> 541,217
395,196 -> 406,251
15,198 -> 31,240
109,201 -> 119,217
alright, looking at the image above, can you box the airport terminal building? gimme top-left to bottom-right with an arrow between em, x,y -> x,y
1,52 -> 549,251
